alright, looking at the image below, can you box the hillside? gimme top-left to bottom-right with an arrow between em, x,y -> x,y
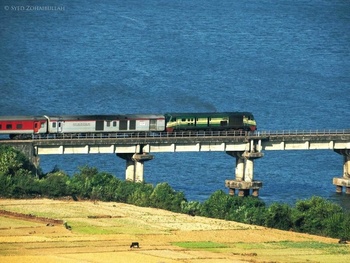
0,198 -> 348,263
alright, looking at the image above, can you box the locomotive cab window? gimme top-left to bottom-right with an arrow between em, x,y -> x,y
52,122 -> 56,128
113,121 -> 116,127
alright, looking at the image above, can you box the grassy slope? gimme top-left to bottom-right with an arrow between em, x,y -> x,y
0,198 -> 349,263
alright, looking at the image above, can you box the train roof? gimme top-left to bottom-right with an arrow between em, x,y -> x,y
165,112 -> 254,117
46,114 -> 165,120
0,115 -> 165,122
0,116 -> 47,121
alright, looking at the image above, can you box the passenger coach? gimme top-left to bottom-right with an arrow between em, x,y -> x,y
45,115 -> 165,134
0,116 -> 47,139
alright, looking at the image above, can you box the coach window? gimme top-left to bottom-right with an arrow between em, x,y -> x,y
52,122 -> 56,128
107,121 -> 111,127
113,121 -> 116,127
16,124 -> 23,129
0,124 -> 2,129
6,124 -> 12,129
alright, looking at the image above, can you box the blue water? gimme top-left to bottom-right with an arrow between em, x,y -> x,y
1,0 -> 349,207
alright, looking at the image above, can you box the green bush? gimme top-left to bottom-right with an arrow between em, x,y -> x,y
181,200 -> 202,216
200,191 -> 266,225
149,182 -> 186,212
0,145 -> 38,177
265,203 -> 292,230
226,196 -> 266,225
200,190 -> 232,219
115,180 -> 137,203
40,171 -> 70,197
0,146 -> 39,197
127,183 -> 154,207
292,196 -> 343,235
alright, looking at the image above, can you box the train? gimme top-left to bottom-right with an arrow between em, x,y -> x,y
0,112 -> 257,139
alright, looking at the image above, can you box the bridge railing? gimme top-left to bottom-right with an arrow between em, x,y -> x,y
0,129 -> 348,141
258,129 -> 350,136
30,130 -> 249,140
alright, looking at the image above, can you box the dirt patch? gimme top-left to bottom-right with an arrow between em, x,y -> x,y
0,209 -> 64,225
0,198 -> 348,263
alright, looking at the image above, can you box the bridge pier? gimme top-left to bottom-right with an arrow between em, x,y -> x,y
333,149 -> 350,194
116,153 -> 154,182
225,150 -> 263,197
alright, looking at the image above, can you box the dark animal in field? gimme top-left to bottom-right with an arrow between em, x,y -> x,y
338,238 -> 348,244
130,242 -> 140,248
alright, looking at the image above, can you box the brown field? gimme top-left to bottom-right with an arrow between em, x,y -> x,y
0,198 -> 349,263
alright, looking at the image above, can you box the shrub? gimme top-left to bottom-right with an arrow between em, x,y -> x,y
149,182 -> 186,212
200,190 -> 232,219
265,203 -> 292,230
127,183 -> 154,207
181,200 -> 202,216
40,171 -> 70,197
292,196 -> 343,235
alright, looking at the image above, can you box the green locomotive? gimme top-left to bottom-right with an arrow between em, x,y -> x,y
165,112 -> 256,132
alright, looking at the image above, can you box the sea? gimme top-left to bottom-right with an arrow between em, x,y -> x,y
0,0 -> 349,209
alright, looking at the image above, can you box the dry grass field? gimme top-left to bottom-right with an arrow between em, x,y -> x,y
0,198 -> 349,263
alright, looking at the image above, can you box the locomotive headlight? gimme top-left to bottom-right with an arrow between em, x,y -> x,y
243,116 -> 256,127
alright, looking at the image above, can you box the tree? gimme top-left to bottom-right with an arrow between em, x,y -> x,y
70,166 -> 99,198
181,200 -> 202,216
149,182 -> 186,212
200,190 -> 232,219
265,203 -> 292,230
226,196 -> 266,225
0,145 -> 39,197
127,183 -> 154,207
0,145 -> 37,177
40,171 -> 70,197
292,196 -> 343,235
115,180 -> 138,203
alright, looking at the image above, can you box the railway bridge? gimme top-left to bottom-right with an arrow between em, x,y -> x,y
1,129 -> 350,197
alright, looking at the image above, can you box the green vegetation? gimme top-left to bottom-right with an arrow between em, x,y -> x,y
235,241 -> 350,255
1,145 -> 350,240
172,241 -> 228,251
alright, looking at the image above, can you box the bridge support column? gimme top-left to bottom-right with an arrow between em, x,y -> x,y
225,151 -> 263,197
333,149 -> 350,194
117,153 -> 154,182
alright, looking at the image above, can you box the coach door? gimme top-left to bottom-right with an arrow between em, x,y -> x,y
95,120 -> 104,131
34,121 -> 40,133
57,121 -> 63,133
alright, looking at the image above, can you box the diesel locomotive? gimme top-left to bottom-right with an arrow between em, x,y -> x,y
0,112 -> 256,139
